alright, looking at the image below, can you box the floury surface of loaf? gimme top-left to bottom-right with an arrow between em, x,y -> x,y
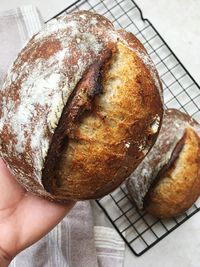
0,11 -> 163,201
127,109 -> 200,210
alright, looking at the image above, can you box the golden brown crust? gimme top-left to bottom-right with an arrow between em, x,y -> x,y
117,29 -> 163,98
126,108 -> 200,210
145,128 -> 200,218
42,47 -> 115,194
47,41 -> 163,200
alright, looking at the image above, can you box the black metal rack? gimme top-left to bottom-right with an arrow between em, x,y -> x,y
52,0 -> 200,257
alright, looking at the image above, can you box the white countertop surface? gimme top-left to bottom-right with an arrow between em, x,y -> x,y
1,1 -> 200,266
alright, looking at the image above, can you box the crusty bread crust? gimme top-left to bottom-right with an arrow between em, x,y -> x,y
45,41 -> 163,200
145,128 -> 200,218
0,11 -> 163,201
127,108 -> 200,215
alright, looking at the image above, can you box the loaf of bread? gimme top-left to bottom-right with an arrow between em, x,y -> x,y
0,11 -> 163,201
127,109 -> 200,217
145,127 -> 200,218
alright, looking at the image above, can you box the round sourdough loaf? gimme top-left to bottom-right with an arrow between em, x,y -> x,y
127,109 -> 200,218
145,127 -> 200,218
0,11 -> 163,201
145,110 -> 200,218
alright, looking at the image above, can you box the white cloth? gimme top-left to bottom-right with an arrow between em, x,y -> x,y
0,5 -> 125,267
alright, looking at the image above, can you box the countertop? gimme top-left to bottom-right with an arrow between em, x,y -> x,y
1,1 -> 200,266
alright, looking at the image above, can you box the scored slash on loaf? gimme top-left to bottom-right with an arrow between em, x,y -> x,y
0,11 -> 163,201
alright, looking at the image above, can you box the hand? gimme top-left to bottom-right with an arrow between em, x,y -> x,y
0,159 -> 75,266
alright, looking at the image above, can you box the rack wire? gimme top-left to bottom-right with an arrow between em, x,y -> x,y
53,0 -> 200,257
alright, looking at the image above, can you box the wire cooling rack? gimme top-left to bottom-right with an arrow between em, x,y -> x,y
52,0 -> 200,257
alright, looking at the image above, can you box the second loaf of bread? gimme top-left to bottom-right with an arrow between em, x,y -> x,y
145,126 -> 200,218
127,109 -> 200,213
